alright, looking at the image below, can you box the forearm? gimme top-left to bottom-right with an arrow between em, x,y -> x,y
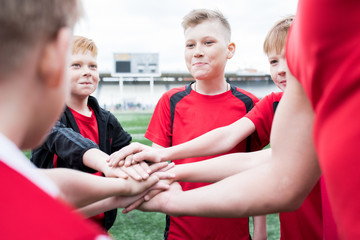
252,215 -> 267,240
172,149 -> 270,182
44,121 -> 99,170
78,197 -> 116,217
78,194 -> 144,217
39,168 -> 153,208
82,148 -> 109,173
164,162 -> 307,217
161,118 -> 255,161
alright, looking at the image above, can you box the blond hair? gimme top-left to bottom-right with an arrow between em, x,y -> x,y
72,36 -> 98,57
0,0 -> 82,74
182,9 -> 231,40
263,15 -> 294,55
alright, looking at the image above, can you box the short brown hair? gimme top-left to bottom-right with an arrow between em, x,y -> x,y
182,9 -> 231,40
263,15 -> 294,55
0,0 -> 82,74
72,36 -> 98,57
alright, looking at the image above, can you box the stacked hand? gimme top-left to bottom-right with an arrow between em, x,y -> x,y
105,143 -> 181,214
107,142 -> 164,167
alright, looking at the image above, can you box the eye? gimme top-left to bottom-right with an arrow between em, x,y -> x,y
71,63 -> 81,68
186,43 -> 195,48
205,41 -> 214,46
269,59 -> 278,65
89,64 -> 97,70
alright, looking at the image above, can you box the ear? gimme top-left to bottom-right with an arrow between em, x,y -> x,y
38,27 -> 72,88
227,42 -> 236,59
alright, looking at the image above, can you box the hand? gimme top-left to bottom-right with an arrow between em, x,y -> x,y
104,161 -> 173,181
79,178 -> 173,217
107,142 -> 164,167
123,181 -> 182,214
113,179 -> 172,208
107,142 -> 150,167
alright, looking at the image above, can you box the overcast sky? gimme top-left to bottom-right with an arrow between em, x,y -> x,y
74,0 -> 298,74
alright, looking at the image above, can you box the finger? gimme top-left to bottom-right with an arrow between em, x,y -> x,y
148,161 -> 169,173
152,171 -> 175,180
108,143 -> 145,167
133,163 -> 150,180
112,167 -> 129,179
136,175 -> 160,193
132,151 -> 160,164
122,197 -> 145,214
122,165 -> 143,181
140,161 -> 152,174
118,160 -> 125,167
144,189 -> 162,201
156,162 -> 175,172
107,151 -> 122,167
124,154 -> 134,167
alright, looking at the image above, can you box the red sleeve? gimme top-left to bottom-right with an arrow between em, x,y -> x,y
245,92 -> 283,148
0,161 -> 109,240
145,91 -> 173,147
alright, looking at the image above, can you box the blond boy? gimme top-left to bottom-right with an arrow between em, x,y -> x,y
113,9 -> 266,240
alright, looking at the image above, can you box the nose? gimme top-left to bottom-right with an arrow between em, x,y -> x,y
82,66 -> 92,77
278,58 -> 287,76
193,45 -> 204,58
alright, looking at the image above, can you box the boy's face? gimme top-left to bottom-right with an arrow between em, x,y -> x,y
184,20 -> 233,80
69,50 -> 99,99
267,48 -> 288,92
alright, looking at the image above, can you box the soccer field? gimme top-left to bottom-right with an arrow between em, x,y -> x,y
110,112 -> 280,240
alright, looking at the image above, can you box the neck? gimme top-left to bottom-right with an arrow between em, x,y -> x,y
0,77 -> 36,148
193,79 -> 229,95
67,96 -> 91,116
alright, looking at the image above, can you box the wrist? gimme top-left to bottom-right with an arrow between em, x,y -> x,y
83,148 -> 108,173
160,148 -> 172,162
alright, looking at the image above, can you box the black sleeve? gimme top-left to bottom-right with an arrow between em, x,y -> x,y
32,121 -> 99,171
109,114 -> 132,153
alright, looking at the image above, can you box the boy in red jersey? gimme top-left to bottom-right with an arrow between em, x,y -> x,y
0,0 -> 172,238
112,16 -> 324,240
31,35 -> 163,230
112,9 -> 266,240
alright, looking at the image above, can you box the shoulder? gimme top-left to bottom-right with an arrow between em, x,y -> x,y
262,92 -> 283,102
230,85 -> 259,112
156,84 -> 191,106
232,86 -> 259,101
163,85 -> 190,98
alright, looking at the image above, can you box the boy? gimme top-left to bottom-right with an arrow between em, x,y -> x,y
0,0 -> 172,238
123,9 -> 266,240
31,35 -> 135,230
114,16 -> 324,240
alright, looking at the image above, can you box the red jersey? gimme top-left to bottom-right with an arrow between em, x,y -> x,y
246,92 -> 323,239
145,83 -> 260,240
70,107 -> 104,225
286,0 -> 360,238
245,92 -> 283,148
0,134 -> 109,240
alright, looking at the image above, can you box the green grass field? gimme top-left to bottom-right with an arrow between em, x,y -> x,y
109,112 -> 280,240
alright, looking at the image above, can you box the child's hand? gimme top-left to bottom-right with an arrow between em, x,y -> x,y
107,142 -> 151,167
104,161 -> 173,181
110,179 -> 172,209
123,181 -> 182,214
107,142 -> 166,167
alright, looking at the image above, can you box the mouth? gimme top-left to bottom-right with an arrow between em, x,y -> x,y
192,62 -> 206,67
